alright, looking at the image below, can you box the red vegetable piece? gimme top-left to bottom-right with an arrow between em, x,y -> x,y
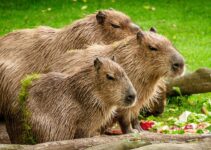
140,121 -> 154,130
111,129 -> 122,135
184,124 -> 193,130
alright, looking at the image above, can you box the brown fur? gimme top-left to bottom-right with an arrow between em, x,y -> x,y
140,81 -> 167,117
0,9 -> 139,116
48,30 -> 184,133
0,30 -> 184,142
0,9 -> 139,61
20,57 -> 136,143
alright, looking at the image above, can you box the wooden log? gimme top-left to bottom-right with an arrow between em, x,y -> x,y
167,68 -> 211,96
1,132 -> 210,150
132,138 -> 211,150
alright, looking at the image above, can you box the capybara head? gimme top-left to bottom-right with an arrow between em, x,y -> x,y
93,57 -> 137,107
136,28 -> 184,78
95,9 -> 140,42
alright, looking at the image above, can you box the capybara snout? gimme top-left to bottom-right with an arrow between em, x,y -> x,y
129,23 -> 140,33
171,52 -> 185,77
124,85 -> 137,107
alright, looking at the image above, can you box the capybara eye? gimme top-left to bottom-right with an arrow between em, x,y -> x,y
111,23 -> 121,28
148,45 -> 158,51
106,74 -> 115,80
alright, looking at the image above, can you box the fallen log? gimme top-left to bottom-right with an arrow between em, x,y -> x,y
0,132 -> 210,150
167,68 -> 211,96
132,138 -> 211,150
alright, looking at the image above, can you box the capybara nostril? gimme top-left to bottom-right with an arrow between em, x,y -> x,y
128,94 -> 135,101
172,63 -> 180,70
172,55 -> 185,72
172,61 -> 184,71
125,92 -> 136,105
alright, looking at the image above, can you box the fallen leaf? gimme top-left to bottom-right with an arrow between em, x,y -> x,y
81,5 -> 88,10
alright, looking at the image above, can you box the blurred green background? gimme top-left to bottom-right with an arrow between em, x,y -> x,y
0,0 -> 210,71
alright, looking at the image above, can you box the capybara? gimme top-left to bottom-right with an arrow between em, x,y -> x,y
16,57 -> 137,143
48,29 -> 184,133
0,9 -> 139,117
0,9 -> 139,60
0,29 -> 184,141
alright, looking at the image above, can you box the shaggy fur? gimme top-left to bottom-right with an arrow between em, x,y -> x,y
22,57 -> 136,143
140,80 -> 167,117
0,9 -> 139,116
49,30 -> 185,133
0,29 -> 183,141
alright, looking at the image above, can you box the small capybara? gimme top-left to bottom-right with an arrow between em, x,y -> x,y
0,9 -> 139,117
17,57 -> 137,143
48,29 -> 184,133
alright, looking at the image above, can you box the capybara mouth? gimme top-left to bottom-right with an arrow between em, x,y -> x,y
169,55 -> 185,78
170,64 -> 185,78
123,97 -> 137,107
151,109 -> 165,117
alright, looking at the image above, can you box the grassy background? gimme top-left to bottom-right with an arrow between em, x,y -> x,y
0,0 -> 211,118
0,0 -> 210,70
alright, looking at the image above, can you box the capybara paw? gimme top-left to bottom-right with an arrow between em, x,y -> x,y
134,125 -> 144,132
124,128 -> 138,134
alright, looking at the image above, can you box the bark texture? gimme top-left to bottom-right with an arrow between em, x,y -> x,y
167,68 -> 211,96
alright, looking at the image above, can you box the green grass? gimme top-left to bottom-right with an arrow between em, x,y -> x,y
0,0 -> 210,124
148,93 -> 211,123
0,0 -> 210,70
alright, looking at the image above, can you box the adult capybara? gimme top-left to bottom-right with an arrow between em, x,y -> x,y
0,9 -> 139,117
15,57 -> 137,143
48,29 -> 184,133
0,9 -> 139,56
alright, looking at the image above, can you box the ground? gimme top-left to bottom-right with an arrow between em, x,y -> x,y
0,0 -> 211,134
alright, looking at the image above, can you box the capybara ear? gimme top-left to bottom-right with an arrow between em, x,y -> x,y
111,56 -> 116,62
137,31 -> 144,41
149,27 -> 157,33
96,11 -> 106,24
94,57 -> 103,71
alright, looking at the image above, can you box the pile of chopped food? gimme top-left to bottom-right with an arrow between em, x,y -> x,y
141,111 -> 210,134
109,94 -> 211,135
140,94 -> 211,134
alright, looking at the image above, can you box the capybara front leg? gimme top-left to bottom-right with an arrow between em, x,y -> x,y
74,128 -> 90,139
118,115 -> 134,134
5,116 -> 24,144
132,118 -> 143,132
